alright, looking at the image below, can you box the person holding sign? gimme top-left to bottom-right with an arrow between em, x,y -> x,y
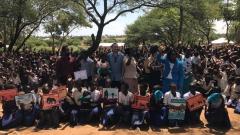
150,85 -> 168,127
101,87 -> 119,128
0,87 -> 22,129
131,83 -> 150,127
164,83 -> 185,127
88,83 -> 102,123
183,83 -> 203,124
118,82 -> 134,124
78,51 -> 95,87
37,84 -> 60,129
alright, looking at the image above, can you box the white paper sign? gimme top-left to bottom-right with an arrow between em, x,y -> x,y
103,88 -> 118,100
15,93 -> 35,107
74,70 -> 88,80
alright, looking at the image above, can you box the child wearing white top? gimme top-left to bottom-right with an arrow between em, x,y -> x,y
118,82 -> 134,124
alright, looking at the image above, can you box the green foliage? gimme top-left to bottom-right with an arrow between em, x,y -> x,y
126,0 -> 221,46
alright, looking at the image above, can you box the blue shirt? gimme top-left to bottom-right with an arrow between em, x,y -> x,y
108,52 -> 124,81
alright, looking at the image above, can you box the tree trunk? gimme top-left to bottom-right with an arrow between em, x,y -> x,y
7,0 -> 24,52
52,36 -> 55,54
178,0 -> 184,46
87,24 -> 104,55
15,25 -> 40,52
226,21 -> 230,44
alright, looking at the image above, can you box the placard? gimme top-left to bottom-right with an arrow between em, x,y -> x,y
0,89 -> 18,101
41,93 -> 60,110
15,93 -> 34,107
74,70 -> 88,80
168,98 -> 186,120
51,86 -> 67,100
103,88 -> 118,100
132,95 -> 150,110
186,94 -> 205,112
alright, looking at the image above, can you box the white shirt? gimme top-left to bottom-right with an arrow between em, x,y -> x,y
91,90 -> 101,102
164,91 -> 181,105
118,91 -> 134,106
182,56 -> 192,75
224,84 -> 236,100
219,71 -> 228,91
183,91 -> 200,100
123,56 -> 138,79
192,56 -> 200,65
167,63 -> 174,79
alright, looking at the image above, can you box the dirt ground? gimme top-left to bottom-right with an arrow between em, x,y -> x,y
0,107 -> 240,135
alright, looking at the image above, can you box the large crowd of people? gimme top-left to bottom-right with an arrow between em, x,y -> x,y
0,43 -> 240,130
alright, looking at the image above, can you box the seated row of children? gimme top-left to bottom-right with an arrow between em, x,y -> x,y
0,80 -> 232,130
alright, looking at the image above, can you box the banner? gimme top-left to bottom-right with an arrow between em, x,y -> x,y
132,95 -> 150,110
51,86 -> 67,100
168,98 -> 186,120
74,70 -> 88,80
0,89 -> 18,101
15,93 -> 34,107
186,94 -> 205,112
103,88 -> 118,100
41,93 -> 60,110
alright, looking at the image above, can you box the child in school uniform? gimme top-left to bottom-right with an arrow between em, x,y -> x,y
184,83 -> 203,124
164,83 -> 184,127
0,85 -> 22,129
118,82 -> 134,124
149,85 -> 168,127
89,82 -> 102,123
101,86 -> 119,128
131,83 -> 151,128
37,84 -> 60,129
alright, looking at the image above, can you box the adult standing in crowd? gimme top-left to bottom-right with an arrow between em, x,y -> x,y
160,49 -> 184,94
78,51 -> 95,87
122,48 -> 138,93
107,43 -> 124,89
56,46 -> 73,85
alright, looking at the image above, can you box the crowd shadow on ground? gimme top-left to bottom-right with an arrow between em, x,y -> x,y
0,121 -> 234,135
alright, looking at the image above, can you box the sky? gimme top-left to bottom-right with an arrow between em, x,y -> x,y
35,10 -> 227,37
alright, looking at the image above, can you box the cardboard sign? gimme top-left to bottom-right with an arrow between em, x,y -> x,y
132,95 -> 150,110
74,70 -> 88,80
51,86 -> 67,100
0,89 -> 18,101
15,93 -> 34,107
103,88 -> 118,100
168,98 -> 186,120
41,93 -> 60,110
186,94 -> 205,112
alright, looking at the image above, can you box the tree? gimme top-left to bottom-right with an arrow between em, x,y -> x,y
187,0 -> 221,44
0,0 -> 76,52
228,0 -> 240,43
44,2 -> 90,53
125,8 -> 180,46
221,0 -> 236,44
72,0 -> 154,55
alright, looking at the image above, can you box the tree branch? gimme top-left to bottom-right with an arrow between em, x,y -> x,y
86,0 -> 102,18
104,4 -> 144,26
73,0 -> 100,26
